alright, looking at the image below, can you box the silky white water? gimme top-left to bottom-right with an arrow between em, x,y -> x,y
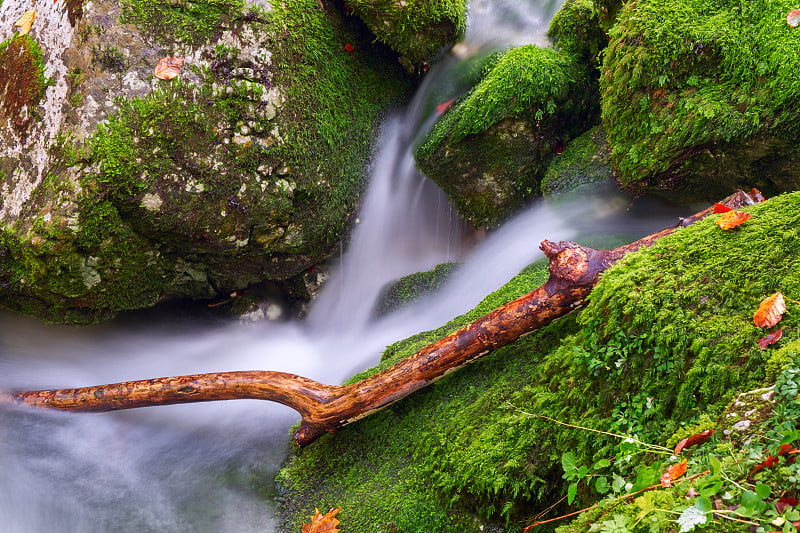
0,0 -> 688,530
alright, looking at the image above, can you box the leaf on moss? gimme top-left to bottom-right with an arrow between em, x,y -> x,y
15,10 -> 36,36
301,507 -> 341,533
757,327 -> 784,349
660,459 -> 687,487
750,454 -> 779,476
712,203 -> 732,213
715,209 -> 752,230
753,292 -> 786,328
154,57 -> 184,80
788,9 -> 800,27
674,430 -> 715,454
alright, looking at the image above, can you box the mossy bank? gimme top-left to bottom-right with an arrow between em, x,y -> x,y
0,0 -> 470,323
278,192 -> 800,531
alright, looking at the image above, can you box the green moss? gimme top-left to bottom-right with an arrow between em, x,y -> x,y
344,0 -> 467,69
374,261 -> 458,316
120,0 -> 247,46
541,125 -> 613,195
547,0 -> 608,67
279,192 -> 800,530
601,0 -> 800,193
0,35 -> 51,134
422,46 -> 590,146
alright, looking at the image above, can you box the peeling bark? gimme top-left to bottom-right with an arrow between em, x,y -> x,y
1,191 -> 756,446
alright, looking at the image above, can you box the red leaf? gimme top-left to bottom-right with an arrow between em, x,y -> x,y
343,43 -> 355,52
715,209 -> 752,230
660,459 -> 688,487
753,292 -> 787,328
758,328 -> 784,349
435,99 -> 455,116
713,203 -> 732,213
674,429 -> 715,454
750,455 -> 779,476
776,498 -> 800,514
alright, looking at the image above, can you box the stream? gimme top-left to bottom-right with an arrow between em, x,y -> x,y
0,0 -> 686,531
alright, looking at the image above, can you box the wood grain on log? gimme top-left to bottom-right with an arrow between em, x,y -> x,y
1,191 -> 756,446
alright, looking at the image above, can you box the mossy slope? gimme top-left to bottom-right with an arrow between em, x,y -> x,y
601,0 -> 800,201
415,45 -> 599,227
278,192 -> 800,531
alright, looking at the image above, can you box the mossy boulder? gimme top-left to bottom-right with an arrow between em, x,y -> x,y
344,0 -> 467,73
374,261 -> 457,316
601,0 -> 800,202
414,45 -> 599,228
278,191 -> 800,531
0,0 -> 423,323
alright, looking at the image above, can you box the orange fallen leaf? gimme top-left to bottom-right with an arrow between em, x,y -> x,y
757,327 -> 784,349
788,9 -> 800,27
715,209 -> 752,230
154,57 -> 184,80
301,507 -> 341,533
15,9 -> 36,36
753,292 -> 786,328
660,459 -> 687,487
674,429 -> 715,455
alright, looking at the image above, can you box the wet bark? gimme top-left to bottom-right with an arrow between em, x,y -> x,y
0,191 -> 757,447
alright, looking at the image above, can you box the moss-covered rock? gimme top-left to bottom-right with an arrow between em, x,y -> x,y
344,0 -> 467,73
0,0 -> 420,323
541,125 -> 613,196
415,45 -> 599,228
601,0 -> 800,202
373,261 -> 457,316
278,191 -> 800,531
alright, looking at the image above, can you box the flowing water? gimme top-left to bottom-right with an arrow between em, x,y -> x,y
0,1 -> 687,531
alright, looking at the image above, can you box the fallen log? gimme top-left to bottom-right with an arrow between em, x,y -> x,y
0,191 -> 757,446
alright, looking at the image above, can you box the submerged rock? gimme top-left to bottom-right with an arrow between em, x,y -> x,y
0,0 -> 423,323
415,45 -> 599,228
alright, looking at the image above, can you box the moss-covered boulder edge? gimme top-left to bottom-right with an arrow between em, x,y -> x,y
277,191 -> 800,531
0,0 -> 468,323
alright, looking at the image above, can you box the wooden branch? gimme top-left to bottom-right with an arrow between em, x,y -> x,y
0,191 -> 756,447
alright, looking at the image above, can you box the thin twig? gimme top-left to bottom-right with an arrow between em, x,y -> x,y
522,470 -> 711,531
506,402 -> 673,453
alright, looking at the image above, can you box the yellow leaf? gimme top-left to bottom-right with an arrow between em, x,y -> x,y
154,57 -> 184,80
301,507 -> 341,533
15,10 -> 36,36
